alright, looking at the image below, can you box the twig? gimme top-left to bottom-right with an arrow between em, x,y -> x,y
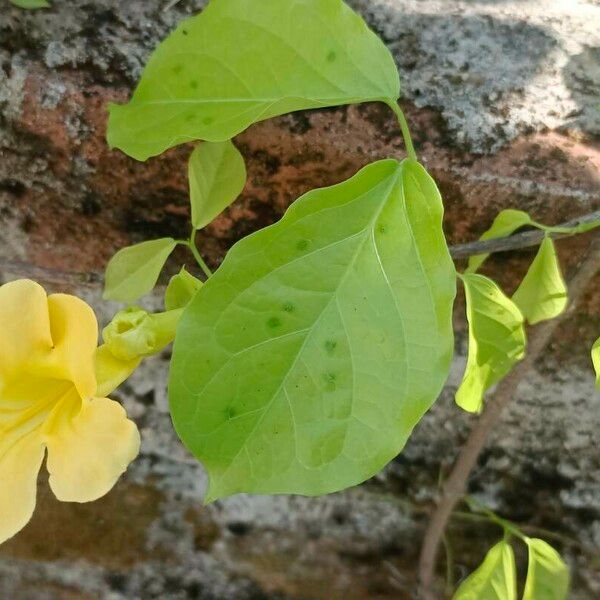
417,238 -> 600,599
2,211 -> 598,287
449,209 -> 600,259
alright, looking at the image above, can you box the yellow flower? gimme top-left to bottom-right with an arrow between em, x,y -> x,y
0,279 -> 140,544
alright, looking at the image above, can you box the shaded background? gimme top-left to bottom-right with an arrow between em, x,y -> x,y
1,0 -> 599,598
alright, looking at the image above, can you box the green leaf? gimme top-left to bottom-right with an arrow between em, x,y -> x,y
10,0 -> 50,8
107,0 -> 400,160
512,237 -> 567,325
523,538 -> 570,600
169,159 -> 456,500
453,541 -> 517,600
189,141 -> 247,229
593,337 -> 600,389
103,238 -> 177,303
466,210 -> 535,274
165,267 -> 203,311
456,273 -> 526,413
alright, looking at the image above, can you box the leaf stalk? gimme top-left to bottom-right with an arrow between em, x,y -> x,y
385,99 -> 417,161
185,231 -> 213,279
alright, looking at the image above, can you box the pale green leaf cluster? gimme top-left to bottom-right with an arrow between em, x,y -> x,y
523,538 -> 570,600
453,540 -> 517,600
189,140 -> 246,229
467,208 -> 600,275
9,0 -> 49,8
165,267 -> 203,311
512,237 -> 567,325
169,159 -> 456,500
107,0 -> 400,160
103,237 -> 177,303
103,138 -> 245,303
456,273 -> 526,413
453,536 -> 569,600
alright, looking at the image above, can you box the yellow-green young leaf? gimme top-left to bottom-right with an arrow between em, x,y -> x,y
103,238 -> 177,303
592,337 -> 600,388
169,159 -> 456,501
453,541 -> 517,600
523,538 -> 570,600
107,0 -> 400,161
512,237 -> 567,325
466,210 -> 534,274
165,267 -> 203,311
10,0 -> 50,8
189,141 -> 246,229
456,274 -> 526,413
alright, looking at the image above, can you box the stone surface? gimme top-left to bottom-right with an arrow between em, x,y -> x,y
0,1 -> 599,599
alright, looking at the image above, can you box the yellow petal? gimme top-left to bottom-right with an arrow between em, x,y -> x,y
44,294 -> 99,399
0,280 -> 52,383
43,393 -> 140,502
95,344 -> 141,397
0,430 -> 45,544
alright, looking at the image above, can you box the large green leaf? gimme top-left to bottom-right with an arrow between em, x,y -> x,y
107,0 -> 400,160
189,141 -> 247,230
453,541 -> 517,600
103,238 -> 177,303
593,337 -> 600,389
523,538 -> 570,600
512,237 -> 567,325
169,159 -> 456,500
466,210 -> 535,274
456,274 -> 526,413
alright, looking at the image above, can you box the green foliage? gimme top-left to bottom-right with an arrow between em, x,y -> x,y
169,159 -> 456,501
9,0 -> 49,8
467,208 -> 600,276
512,237 -> 567,325
523,538 -> 570,600
165,267 -> 203,311
453,540 -> 517,600
103,238 -> 177,303
456,274 -> 526,413
107,0 -> 400,160
189,141 -> 246,230
593,337 -> 600,388
467,210 -> 535,274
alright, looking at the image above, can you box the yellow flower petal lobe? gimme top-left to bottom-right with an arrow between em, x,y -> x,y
0,430 -> 45,544
0,280 -> 52,383
43,393 -> 140,502
45,294 -> 99,399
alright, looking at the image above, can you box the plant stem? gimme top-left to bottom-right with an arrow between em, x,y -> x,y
385,99 -> 417,161
358,490 -> 590,553
417,238 -> 600,599
450,209 -> 600,259
186,230 -> 213,279
5,211 -> 600,287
